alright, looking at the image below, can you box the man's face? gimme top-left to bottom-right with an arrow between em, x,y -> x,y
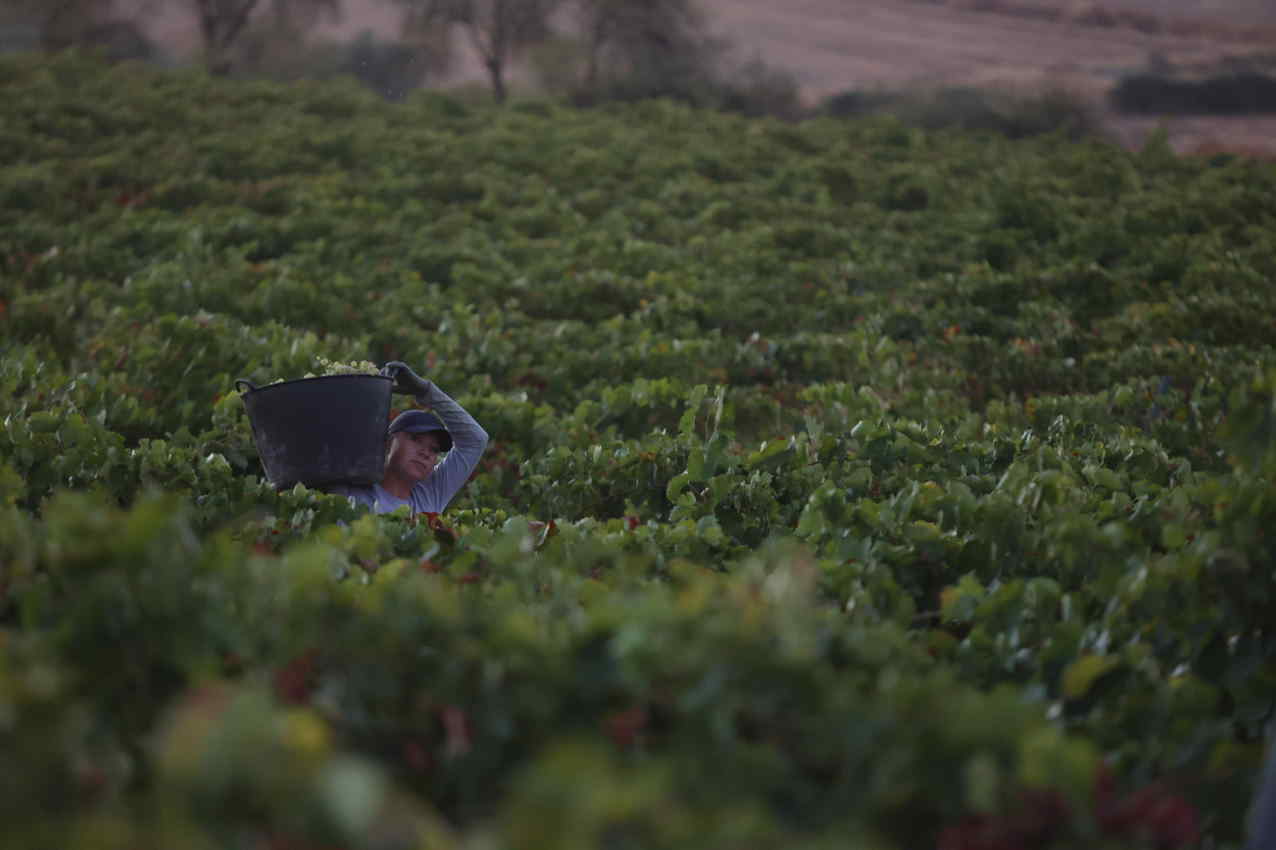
386,430 -> 447,482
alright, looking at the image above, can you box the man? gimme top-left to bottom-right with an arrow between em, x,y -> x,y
330,361 -> 488,514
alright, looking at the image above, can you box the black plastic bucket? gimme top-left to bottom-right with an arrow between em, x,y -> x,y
235,373 -> 393,490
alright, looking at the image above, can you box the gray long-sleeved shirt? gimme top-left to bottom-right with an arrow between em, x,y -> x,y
330,382 -> 488,514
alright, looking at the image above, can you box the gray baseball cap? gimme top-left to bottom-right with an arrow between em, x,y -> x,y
387,409 -> 452,451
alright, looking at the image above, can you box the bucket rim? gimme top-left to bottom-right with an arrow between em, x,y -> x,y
236,373 -> 393,395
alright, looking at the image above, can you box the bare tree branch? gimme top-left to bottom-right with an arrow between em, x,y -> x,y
194,0 -> 258,57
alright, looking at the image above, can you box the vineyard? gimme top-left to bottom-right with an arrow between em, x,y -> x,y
3,52 -> 1276,849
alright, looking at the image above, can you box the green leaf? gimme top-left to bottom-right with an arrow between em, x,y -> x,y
940,573 -> 985,624
746,439 -> 792,470
1060,654 -> 1120,700
1160,523 -> 1187,550
679,385 -> 709,437
27,411 -> 61,434
665,471 -> 693,503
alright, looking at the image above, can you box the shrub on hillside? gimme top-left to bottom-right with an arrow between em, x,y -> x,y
820,88 -> 900,118
821,85 -> 1099,139
711,53 -> 804,120
568,47 -> 803,120
538,0 -> 802,120
0,18 -> 157,63
337,31 -> 434,102
227,28 -> 435,102
1111,70 -> 1276,115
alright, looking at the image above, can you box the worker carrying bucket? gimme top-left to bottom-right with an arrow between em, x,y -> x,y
236,361 -> 488,515
331,361 -> 488,515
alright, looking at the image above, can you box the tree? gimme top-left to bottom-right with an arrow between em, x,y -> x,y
572,0 -> 721,98
190,0 -> 341,75
191,0 -> 257,73
389,0 -> 563,103
340,31 -> 437,101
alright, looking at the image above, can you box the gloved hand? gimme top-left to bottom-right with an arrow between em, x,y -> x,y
382,361 -> 432,397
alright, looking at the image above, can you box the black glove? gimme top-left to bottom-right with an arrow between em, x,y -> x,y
382,361 -> 432,396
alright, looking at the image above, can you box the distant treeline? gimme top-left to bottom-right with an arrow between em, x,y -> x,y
9,0 -> 1276,130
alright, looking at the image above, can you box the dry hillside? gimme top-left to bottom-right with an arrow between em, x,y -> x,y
700,0 -> 1276,153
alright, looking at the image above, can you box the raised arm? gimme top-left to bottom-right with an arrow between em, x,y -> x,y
413,380 -> 489,509
385,362 -> 489,513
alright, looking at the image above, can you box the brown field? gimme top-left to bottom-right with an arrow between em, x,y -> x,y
704,0 -> 1273,97
698,0 -> 1276,155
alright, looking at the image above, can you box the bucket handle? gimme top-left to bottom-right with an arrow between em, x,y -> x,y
234,378 -> 258,394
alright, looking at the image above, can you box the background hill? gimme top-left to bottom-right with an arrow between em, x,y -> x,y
131,0 -> 1276,153
695,0 -> 1276,153
9,0 -> 1276,150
